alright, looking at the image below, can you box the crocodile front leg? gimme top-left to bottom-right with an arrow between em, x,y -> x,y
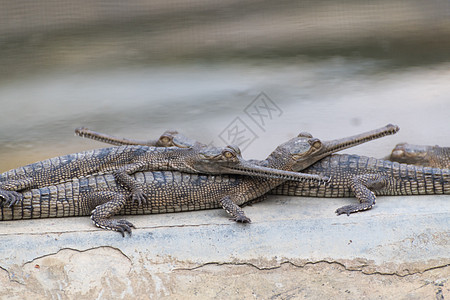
220,195 -> 251,223
86,191 -> 136,236
0,189 -> 23,207
0,178 -> 34,206
335,173 -> 387,215
113,162 -> 150,206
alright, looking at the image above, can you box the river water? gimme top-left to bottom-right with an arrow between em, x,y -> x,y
1,57 -> 449,172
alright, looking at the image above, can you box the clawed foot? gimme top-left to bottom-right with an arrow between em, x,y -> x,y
113,220 -> 136,237
0,189 -> 23,207
335,203 -> 374,216
130,188 -> 147,206
230,215 -> 252,223
91,217 -> 136,237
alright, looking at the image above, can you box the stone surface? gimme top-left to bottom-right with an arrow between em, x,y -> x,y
1,195 -> 448,299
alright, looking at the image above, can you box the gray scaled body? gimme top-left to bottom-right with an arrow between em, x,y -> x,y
271,154 -> 450,214
1,124 -> 400,235
0,143 -> 323,206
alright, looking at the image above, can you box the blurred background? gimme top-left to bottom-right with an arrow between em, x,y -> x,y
1,0 -> 450,171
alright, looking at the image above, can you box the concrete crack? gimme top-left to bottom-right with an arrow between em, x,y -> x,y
174,260 -> 450,278
3,245 -> 132,285
0,264 -> 25,285
20,246 -> 132,265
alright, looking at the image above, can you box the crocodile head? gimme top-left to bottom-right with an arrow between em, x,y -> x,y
389,143 -> 450,168
266,124 -> 400,172
390,143 -> 430,164
190,144 -> 326,182
193,145 -> 242,170
156,130 -> 200,148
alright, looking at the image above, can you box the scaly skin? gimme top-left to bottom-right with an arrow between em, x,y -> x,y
0,144 -> 326,207
271,154 -> 450,215
0,171 -> 269,235
1,125 -> 399,235
79,125 -> 450,216
390,143 -> 450,169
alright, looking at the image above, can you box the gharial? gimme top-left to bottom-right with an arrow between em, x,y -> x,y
79,124 -> 450,217
0,142 -> 327,207
1,125 -> 399,235
389,143 -> 450,169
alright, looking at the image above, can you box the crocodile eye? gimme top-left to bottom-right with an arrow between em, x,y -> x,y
223,150 -> 235,158
227,145 -> 241,155
159,136 -> 172,145
298,132 -> 313,138
309,138 -> 322,149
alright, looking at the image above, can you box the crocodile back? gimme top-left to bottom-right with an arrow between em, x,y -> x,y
0,171 -> 256,221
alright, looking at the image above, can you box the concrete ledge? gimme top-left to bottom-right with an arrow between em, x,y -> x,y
1,194 -> 449,298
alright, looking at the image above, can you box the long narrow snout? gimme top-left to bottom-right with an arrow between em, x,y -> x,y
220,161 -> 328,183
317,124 -> 399,160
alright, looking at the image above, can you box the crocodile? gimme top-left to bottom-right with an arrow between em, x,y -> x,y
1,125 -> 399,235
75,127 -> 197,148
77,125 -> 450,217
76,127 -> 450,170
270,154 -> 450,215
390,143 -> 450,169
0,143 -> 327,207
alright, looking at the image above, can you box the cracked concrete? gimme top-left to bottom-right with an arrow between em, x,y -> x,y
0,195 -> 449,299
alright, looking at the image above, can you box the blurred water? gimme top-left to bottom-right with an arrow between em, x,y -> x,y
1,1 -> 450,171
1,57 -> 449,171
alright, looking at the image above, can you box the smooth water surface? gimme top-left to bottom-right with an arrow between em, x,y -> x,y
1,58 -> 449,171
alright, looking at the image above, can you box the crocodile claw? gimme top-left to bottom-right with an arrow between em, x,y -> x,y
91,217 -> 136,237
131,189 -> 148,206
335,206 -> 353,216
335,203 -> 374,215
114,220 -> 136,237
232,216 -> 252,223
0,189 -> 23,207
